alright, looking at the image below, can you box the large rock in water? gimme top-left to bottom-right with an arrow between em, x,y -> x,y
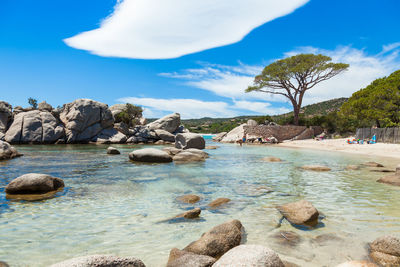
220,124 -> 246,143
0,101 -> 12,136
5,173 -> 64,195
147,113 -> 181,133
155,129 -> 176,142
377,164 -> 400,186
60,99 -> 114,143
5,110 -> 64,144
184,220 -> 242,258
369,236 -> 400,266
50,255 -> 146,267
277,199 -> 319,227
0,140 -> 22,160
175,133 -> 205,150
129,148 -> 172,163
213,245 -> 284,267
93,128 -> 127,144
167,248 -> 216,267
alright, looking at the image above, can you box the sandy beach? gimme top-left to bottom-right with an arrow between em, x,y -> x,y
278,138 -> 400,160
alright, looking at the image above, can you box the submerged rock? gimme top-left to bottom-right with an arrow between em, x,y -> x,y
147,113 -> 181,133
336,261 -> 377,267
377,164 -> 400,186
205,145 -> 219,150
277,199 -> 320,227
107,147 -> 120,155
129,148 -> 172,163
184,219 -> 242,258
312,233 -> 343,246
270,231 -> 302,247
263,157 -> 282,162
5,173 -> 64,195
50,255 -> 146,267
0,261 -> 9,267
207,198 -> 231,209
0,140 -> 22,160
346,165 -> 360,170
213,245 -> 284,267
175,133 -> 205,150
301,165 -> 331,171
173,150 -> 207,163
369,235 -> 400,266
177,194 -> 201,204
363,162 -> 384,168
212,132 -> 227,142
176,208 -> 201,219
167,248 -> 215,267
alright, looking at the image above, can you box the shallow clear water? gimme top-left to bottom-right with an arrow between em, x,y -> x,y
1,142 -> 400,266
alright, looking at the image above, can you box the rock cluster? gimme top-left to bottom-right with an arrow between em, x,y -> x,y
0,140 -> 22,160
369,235 -> 400,266
0,99 -> 193,145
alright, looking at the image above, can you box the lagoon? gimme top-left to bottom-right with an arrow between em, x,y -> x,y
1,142 -> 400,266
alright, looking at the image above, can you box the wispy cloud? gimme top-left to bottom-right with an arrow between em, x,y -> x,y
64,0 -> 309,59
117,96 -> 288,119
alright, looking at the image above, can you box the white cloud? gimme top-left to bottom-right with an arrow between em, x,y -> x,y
117,96 -> 287,119
64,0 -> 309,59
162,44 -> 400,108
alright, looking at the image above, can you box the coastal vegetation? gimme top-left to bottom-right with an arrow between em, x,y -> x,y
246,54 -> 349,125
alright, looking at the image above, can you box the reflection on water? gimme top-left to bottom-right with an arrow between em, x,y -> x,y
1,143 -> 400,266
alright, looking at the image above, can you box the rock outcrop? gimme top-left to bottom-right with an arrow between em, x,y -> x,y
5,173 -> 64,195
93,128 -> 127,144
147,113 -> 181,133
38,101 -> 53,112
50,255 -> 146,267
155,129 -> 176,142
220,124 -> 246,143
0,140 -> 22,160
0,101 -> 12,136
175,133 -> 205,150
277,199 -> 320,227
369,236 -> 400,266
5,110 -> 64,144
184,220 -> 242,258
213,245 -> 284,267
129,148 -> 173,163
60,99 -> 114,143
212,132 -> 227,142
167,248 -> 216,267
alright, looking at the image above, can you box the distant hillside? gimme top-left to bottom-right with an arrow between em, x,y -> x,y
150,98 -> 348,134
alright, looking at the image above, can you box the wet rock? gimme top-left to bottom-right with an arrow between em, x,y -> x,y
312,233 -> 343,246
184,219 -> 242,258
176,208 -> 201,219
301,165 -> 331,171
208,198 -> 231,209
177,194 -> 201,204
235,184 -> 273,197
346,165 -> 360,170
5,110 -> 64,144
50,255 -> 145,267
263,157 -> 282,162
212,132 -> 227,142
370,169 -> 394,173
107,147 -> 120,155
0,261 -> 9,267
175,133 -> 205,150
147,113 -> 181,133
378,168 -> 400,186
270,231 -> 302,247
213,245 -> 284,267
167,248 -> 215,267
60,99 -> 114,143
5,173 -> 64,195
129,148 -> 172,163
336,260 -> 377,267
0,140 -> 23,160
277,199 -> 319,227
363,162 -> 384,167
205,146 -> 219,149
155,129 -> 175,142
163,147 -> 182,156
38,101 -> 53,111
369,235 -> 400,266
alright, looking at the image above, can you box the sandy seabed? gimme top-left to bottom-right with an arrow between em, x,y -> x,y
278,138 -> 400,160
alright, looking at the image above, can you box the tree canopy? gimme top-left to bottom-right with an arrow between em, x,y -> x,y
246,54 -> 349,125
340,70 -> 400,128
115,103 -> 143,127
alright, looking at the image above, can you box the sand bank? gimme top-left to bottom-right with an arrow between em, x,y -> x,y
278,138 -> 400,160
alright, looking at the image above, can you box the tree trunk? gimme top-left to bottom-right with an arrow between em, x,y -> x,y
293,106 -> 300,126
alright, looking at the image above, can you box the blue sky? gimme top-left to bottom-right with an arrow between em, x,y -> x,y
1,0 -> 399,118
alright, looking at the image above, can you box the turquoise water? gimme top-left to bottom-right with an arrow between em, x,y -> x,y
1,142 -> 400,266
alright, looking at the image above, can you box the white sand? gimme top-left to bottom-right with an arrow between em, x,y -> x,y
278,138 -> 400,159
